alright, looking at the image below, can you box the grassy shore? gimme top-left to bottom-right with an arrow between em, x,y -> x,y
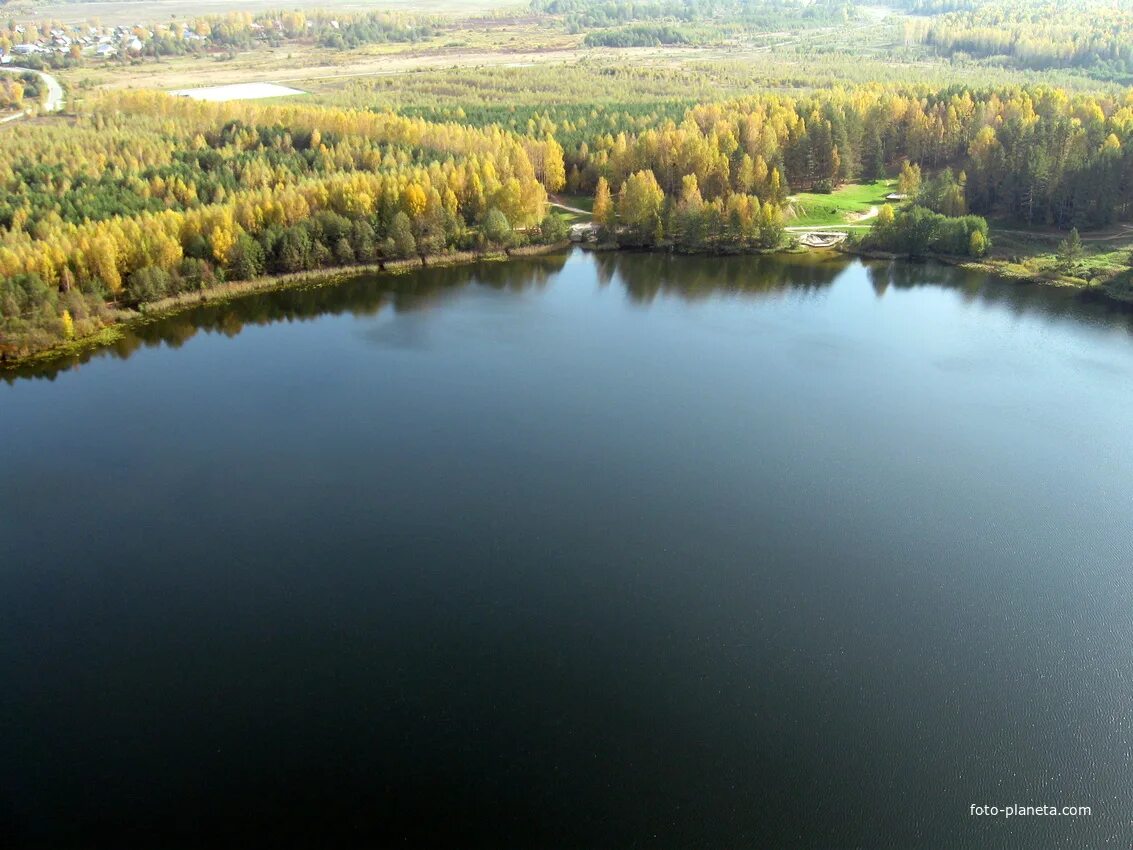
843,242 -> 1133,304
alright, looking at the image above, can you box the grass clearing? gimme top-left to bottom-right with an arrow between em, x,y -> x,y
788,180 -> 894,228
547,194 -> 593,226
550,208 -> 591,226
168,83 -> 306,102
556,194 -> 594,212
978,227 -> 1133,288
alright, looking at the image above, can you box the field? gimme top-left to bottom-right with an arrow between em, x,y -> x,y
168,82 -> 306,101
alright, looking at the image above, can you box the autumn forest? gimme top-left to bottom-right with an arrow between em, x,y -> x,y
3,0 -> 1133,360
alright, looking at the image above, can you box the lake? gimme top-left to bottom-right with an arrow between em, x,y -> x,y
2,250 -> 1131,847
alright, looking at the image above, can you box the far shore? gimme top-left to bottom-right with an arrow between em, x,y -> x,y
0,242 -> 569,371
5,235 -> 1130,372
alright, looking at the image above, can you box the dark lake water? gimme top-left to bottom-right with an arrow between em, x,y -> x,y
3,250 -> 1132,848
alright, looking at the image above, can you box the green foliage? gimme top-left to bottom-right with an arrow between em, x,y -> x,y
1104,270 -> 1133,302
898,162 -> 922,197
229,234 -> 265,281
905,0 -> 1133,79
865,205 -> 989,257
275,227 -> 314,274
0,273 -> 55,320
315,16 -> 434,50
126,266 -> 172,305
385,212 -> 418,260
584,25 -> 690,48
1058,227 -> 1084,269
537,212 -> 571,243
350,220 -> 378,263
918,168 -> 967,217
177,258 -> 218,292
482,208 -> 515,247
533,0 -> 856,34
9,0 -> 1133,358
969,229 -> 988,258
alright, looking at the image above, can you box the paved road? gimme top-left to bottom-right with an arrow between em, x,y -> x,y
0,66 -> 65,122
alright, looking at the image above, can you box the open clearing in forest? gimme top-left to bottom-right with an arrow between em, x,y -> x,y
168,83 -> 306,102
787,180 -> 894,229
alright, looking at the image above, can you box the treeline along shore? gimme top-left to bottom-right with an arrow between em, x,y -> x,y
5,79 -> 1133,365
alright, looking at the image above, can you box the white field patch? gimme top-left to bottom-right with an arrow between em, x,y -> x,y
168,83 -> 306,102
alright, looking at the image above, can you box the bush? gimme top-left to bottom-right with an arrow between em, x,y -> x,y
177,258 -> 218,292
384,212 -> 417,259
482,208 -> 514,247
0,273 -> 55,319
865,205 -> 989,257
126,266 -> 171,305
334,237 -> 356,266
228,233 -> 265,281
350,220 -> 378,263
536,212 -> 569,243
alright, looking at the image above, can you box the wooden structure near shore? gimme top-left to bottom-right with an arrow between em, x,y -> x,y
798,231 -> 849,249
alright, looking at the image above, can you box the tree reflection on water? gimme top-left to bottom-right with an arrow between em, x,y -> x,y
7,248 -> 1133,383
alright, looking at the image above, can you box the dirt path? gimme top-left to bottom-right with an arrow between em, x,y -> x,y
849,205 -> 879,223
549,201 -> 591,217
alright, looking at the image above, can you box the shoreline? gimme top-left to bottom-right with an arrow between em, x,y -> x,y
0,242 -> 569,372
839,245 -> 1132,300
4,238 -> 1128,371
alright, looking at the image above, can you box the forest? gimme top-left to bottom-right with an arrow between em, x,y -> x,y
536,0 -> 857,33
6,1 -> 1130,85
560,86 -> 1133,231
904,1 -> 1133,79
7,78 -> 1133,357
0,93 -> 566,355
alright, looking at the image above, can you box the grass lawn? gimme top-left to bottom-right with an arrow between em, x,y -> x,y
548,194 -> 594,226
787,179 -> 894,228
552,194 -> 594,212
550,208 -> 590,226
